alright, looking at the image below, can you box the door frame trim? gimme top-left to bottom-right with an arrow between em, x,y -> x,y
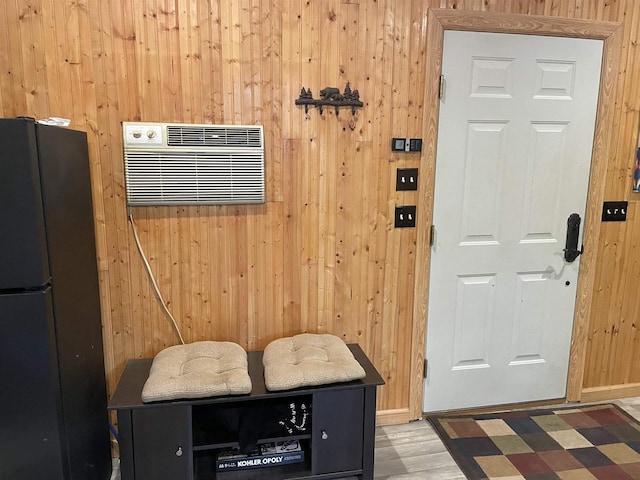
410,9 -> 623,419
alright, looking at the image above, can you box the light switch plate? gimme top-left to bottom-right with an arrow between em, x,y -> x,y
396,168 -> 419,191
394,205 -> 416,228
602,201 -> 628,222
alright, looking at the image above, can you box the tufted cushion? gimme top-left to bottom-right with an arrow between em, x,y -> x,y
141,341 -> 252,402
262,334 -> 366,391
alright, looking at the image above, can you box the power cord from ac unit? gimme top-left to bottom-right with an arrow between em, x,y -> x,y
127,210 -> 185,345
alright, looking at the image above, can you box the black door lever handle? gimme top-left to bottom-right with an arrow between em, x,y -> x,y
564,213 -> 583,263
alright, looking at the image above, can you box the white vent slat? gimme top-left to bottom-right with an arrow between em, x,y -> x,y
166,125 -> 262,148
123,123 -> 264,205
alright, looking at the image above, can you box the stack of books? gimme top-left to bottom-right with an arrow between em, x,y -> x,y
216,440 -> 305,472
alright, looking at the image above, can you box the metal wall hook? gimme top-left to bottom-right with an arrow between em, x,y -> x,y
295,83 -> 363,116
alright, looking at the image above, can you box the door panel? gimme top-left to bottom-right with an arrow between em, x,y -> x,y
510,272 -> 550,364
424,31 -> 603,412
0,289 -> 65,479
523,123 -> 568,241
312,389 -> 364,475
461,122 -> 508,244
452,275 -> 495,370
0,119 -> 50,290
132,406 -> 192,480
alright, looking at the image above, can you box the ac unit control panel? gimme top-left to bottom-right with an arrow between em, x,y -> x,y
124,124 -> 163,146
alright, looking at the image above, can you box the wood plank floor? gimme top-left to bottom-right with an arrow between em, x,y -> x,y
110,396 -> 640,480
371,419 -> 465,480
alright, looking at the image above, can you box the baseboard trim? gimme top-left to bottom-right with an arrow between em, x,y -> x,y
422,398 -> 567,418
581,383 -> 640,403
376,408 -> 415,426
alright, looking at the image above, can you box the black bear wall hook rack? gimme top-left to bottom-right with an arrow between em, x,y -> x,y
295,83 -> 363,115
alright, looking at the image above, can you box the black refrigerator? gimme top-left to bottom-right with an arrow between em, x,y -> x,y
0,118 -> 111,479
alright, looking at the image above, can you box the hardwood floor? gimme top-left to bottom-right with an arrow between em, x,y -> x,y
110,396 -> 640,480
372,420 -> 465,480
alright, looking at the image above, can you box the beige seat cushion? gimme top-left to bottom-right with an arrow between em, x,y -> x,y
262,334 -> 366,391
141,341 -> 252,402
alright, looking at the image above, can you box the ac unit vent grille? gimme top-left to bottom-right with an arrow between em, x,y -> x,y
125,151 -> 264,205
123,122 -> 265,206
167,125 -> 263,148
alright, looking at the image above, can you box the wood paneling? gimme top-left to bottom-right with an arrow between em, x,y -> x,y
1,0 -> 640,427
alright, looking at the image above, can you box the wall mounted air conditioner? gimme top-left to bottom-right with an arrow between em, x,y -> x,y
123,122 -> 265,206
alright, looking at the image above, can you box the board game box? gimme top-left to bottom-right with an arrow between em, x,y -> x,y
216,440 -> 305,472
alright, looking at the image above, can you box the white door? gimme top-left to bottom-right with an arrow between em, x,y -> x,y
423,31 -> 603,412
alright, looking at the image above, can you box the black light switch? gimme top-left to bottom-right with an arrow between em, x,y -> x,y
602,201 -> 628,222
395,205 -> 416,228
396,168 -> 419,191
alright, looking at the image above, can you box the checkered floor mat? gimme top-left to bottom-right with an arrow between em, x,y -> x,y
427,404 -> 640,479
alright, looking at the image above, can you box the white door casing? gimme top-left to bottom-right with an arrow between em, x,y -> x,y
423,31 -> 603,412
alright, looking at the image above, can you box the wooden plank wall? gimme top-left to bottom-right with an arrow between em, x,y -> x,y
0,0 -> 638,420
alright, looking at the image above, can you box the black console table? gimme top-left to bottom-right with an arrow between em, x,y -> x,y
109,344 -> 384,480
